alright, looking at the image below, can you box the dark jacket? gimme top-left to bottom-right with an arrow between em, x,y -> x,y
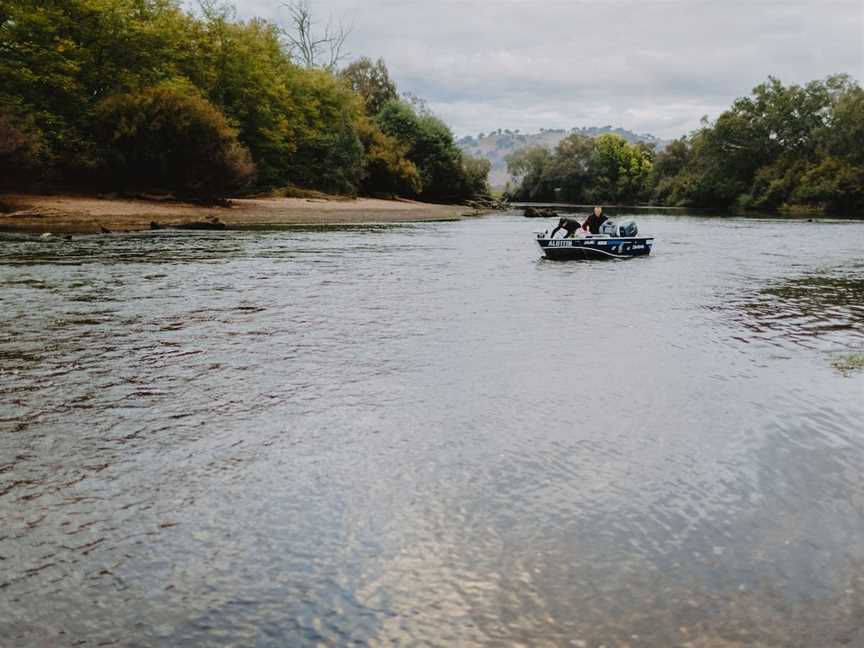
582,212 -> 608,234
549,217 -> 581,239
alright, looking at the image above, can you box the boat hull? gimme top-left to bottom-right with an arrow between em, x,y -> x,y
537,236 -> 654,260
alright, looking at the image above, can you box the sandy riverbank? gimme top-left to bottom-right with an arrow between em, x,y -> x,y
0,193 -> 480,234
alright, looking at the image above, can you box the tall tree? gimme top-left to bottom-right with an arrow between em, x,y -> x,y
339,57 -> 397,116
506,146 -> 554,200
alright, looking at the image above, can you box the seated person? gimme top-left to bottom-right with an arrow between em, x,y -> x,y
549,216 -> 582,239
581,206 -> 608,234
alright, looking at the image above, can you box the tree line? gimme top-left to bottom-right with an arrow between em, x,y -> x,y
506,75 -> 864,214
0,0 -> 490,201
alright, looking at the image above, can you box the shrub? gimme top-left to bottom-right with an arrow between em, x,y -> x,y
95,83 -> 255,197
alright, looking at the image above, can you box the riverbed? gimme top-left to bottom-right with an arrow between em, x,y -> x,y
2,212 -> 863,646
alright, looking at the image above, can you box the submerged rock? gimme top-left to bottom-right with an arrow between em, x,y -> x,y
524,207 -> 558,218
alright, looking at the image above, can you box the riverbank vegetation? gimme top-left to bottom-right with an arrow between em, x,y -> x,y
506,76 -> 863,214
0,0 -> 489,202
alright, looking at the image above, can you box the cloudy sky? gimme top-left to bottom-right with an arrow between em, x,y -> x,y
235,0 -> 864,139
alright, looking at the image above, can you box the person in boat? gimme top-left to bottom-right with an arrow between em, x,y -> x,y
581,206 -> 608,234
549,216 -> 583,239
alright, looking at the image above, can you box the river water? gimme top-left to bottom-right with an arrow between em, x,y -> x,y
2,212 -> 863,647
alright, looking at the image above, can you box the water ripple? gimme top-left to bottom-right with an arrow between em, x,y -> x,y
1,215 -> 864,646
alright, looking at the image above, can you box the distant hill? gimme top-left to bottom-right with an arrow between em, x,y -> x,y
457,127 -> 669,188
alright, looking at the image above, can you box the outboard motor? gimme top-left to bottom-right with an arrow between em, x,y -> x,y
599,220 -> 617,236
616,219 -> 638,237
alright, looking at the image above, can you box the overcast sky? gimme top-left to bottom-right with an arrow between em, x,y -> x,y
235,0 -> 864,139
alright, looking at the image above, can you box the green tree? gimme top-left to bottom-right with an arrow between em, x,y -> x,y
585,134 -> 652,203
645,138 -> 691,205
823,82 -> 864,164
505,146 -> 553,200
339,57 -> 397,117
376,99 -> 482,200
541,134 -> 594,202
672,75 -> 861,210
193,13 -> 304,187
280,68 -> 364,193
356,116 -> 421,196
455,153 -> 491,199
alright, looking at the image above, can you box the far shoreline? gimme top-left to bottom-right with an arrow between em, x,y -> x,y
0,192 -> 488,235
511,201 -> 859,219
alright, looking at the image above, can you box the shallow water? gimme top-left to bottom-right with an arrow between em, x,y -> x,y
1,213 -> 863,647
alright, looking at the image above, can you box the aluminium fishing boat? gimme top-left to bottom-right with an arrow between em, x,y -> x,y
535,218 -> 654,260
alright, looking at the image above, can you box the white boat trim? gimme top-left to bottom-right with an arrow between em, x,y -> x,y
543,246 -> 632,259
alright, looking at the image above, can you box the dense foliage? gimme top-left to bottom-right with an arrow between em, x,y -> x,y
506,134 -> 652,204
377,99 -> 490,201
339,58 -> 398,117
458,126 -> 664,188
506,76 -> 863,213
95,82 -> 255,196
0,0 -> 487,200
0,102 -> 44,186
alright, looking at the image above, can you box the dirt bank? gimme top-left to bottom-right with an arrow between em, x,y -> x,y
0,193 -> 479,234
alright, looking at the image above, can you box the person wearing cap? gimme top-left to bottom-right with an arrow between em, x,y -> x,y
581,206 -> 608,234
549,215 -> 583,239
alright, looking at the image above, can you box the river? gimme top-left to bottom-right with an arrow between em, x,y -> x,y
2,212 -> 863,647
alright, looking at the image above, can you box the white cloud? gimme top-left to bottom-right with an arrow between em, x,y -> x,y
235,0 -> 864,138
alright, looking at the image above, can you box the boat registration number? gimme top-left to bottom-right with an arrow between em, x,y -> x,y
547,239 -> 591,247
